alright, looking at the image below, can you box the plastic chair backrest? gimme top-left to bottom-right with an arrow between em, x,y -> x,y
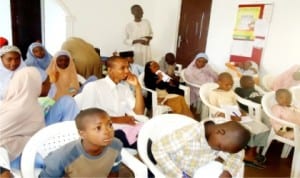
261,74 -> 275,91
261,92 -> 296,159
199,82 -> 225,118
137,114 -> 197,177
180,69 -> 202,89
21,121 -> 148,178
138,72 -> 172,116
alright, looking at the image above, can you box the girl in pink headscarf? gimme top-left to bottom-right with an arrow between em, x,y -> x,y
184,53 -> 218,105
0,67 -> 45,162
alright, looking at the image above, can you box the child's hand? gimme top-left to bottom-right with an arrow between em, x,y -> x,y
122,115 -> 136,125
231,115 -> 241,122
126,72 -> 139,87
216,112 -> 225,118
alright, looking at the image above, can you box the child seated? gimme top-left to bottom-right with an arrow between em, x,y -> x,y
144,61 -> 193,118
209,72 -> 268,168
151,120 -> 251,178
184,52 -> 218,106
25,42 -> 52,70
39,108 -> 123,177
159,52 -> 177,77
271,89 -> 300,139
235,75 -> 262,112
46,50 -> 80,101
119,50 -> 144,77
209,72 -> 242,121
226,60 -> 259,84
271,64 -> 300,91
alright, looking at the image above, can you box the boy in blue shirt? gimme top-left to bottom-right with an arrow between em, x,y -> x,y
39,108 -> 123,177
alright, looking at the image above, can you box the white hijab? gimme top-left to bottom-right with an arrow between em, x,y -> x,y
0,45 -> 26,101
0,67 -> 45,160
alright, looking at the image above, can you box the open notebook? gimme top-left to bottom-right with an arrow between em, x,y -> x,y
220,105 -> 268,134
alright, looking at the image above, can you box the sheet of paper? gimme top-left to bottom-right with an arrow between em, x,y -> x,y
230,40 -> 253,57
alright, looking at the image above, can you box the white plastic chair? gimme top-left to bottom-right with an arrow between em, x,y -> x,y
261,91 -> 298,158
261,74 -> 275,91
137,113 -> 244,178
138,73 -> 172,116
137,114 -> 197,177
290,85 -> 300,108
77,74 -> 86,85
199,82 -> 269,135
20,121 -> 147,178
180,68 -> 202,112
174,63 -> 183,76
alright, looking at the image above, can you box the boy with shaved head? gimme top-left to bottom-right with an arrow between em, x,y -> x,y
152,120 -> 251,178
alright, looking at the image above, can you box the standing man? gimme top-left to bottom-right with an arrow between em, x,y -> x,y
125,4 -> 153,66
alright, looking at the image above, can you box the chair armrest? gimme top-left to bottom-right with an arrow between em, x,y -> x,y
255,85 -> 267,95
236,94 -> 262,122
269,115 -> 298,129
291,124 -> 300,177
179,84 -> 190,106
121,149 -> 148,178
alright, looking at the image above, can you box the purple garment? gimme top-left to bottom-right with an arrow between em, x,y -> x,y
184,53 -> 218,104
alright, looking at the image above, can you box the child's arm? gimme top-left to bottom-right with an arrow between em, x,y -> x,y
39,152 -> 65,178
152,128 -> 191,178
152,138 -> 183,177
222,150 -> 244,177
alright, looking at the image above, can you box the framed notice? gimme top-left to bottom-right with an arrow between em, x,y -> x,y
230,3 -> 273,65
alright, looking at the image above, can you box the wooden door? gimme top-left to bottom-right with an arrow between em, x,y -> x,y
10,0 -> 42,59
176,0 -> 212,68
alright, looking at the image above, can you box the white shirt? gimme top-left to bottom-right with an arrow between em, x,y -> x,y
77,76 -> 135,116
125,19 -> 153,66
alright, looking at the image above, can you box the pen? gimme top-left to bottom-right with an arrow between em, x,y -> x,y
232,112 -> 240,117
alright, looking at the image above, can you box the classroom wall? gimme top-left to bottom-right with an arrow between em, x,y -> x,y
2,0 -> 300,77
206,0 -> 300,76
58,0 -> 300,76
0,0 -> 12,44
61,0 -> 181,60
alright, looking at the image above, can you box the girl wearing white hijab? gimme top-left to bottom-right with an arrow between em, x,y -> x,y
0,67 -> 45,162
184,53 -> 218,105
0,45 -> 26,102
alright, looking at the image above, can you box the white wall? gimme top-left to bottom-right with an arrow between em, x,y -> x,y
206,0 -> 300,76
2,0 -> 300,76
0,0 -> 12,44
44,0 -> 66,54
61,0 -> 181,59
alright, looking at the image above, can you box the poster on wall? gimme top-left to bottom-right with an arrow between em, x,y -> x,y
229,3 -> 273,65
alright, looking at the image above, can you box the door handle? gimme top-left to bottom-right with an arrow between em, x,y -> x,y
177,35 -> 182,48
